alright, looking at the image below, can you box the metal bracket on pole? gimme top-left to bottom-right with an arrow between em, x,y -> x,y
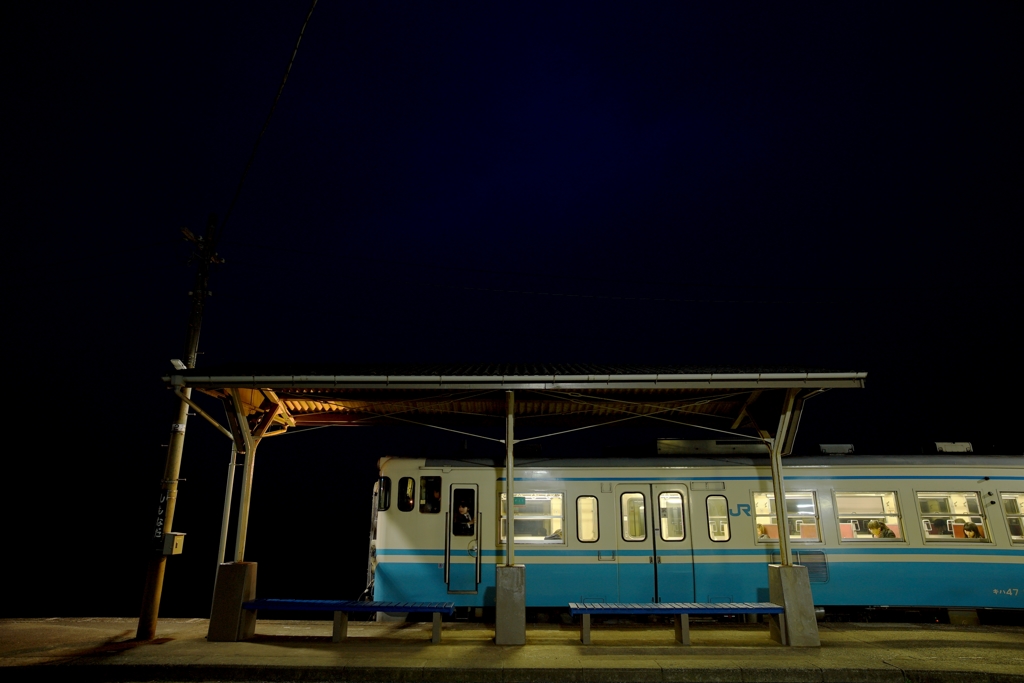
174,388 -> 233,440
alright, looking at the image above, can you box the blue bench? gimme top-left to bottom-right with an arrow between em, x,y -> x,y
242,599 -> 456,643
568,602 -> 786,645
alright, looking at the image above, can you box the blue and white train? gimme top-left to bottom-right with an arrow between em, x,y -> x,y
367,454 -> 1023,611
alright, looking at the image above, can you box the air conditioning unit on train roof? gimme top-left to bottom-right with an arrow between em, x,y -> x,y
935,442 -> 973,453
657,439 -> 769,455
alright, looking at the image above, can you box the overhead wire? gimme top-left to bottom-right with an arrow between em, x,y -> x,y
219,0 -> 319,237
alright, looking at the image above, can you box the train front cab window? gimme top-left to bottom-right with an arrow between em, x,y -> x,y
917,491 -> 990,541
500,492 -> 565,543
1002,493 -> 1024,543
834,491 -> 903,541
378,476 -> 391,511
397,477 -> 415,512
577,496 -> 599,542
706,495 -> 730,542
752,491 -> 820,542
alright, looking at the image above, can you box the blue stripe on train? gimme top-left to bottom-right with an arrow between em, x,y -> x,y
374,560 -> 1024,609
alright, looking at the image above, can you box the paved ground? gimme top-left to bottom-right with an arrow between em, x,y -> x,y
1,617 -> 1022,682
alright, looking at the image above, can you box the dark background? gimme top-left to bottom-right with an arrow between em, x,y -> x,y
3,2 -> 1021,618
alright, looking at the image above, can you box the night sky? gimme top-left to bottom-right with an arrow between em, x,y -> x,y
5,3 -> 1021,618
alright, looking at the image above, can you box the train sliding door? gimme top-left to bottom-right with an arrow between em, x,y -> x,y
615,483 -> 695,603
445,484 -> 481,594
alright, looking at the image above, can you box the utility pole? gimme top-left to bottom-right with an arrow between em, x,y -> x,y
136,213 -> 221,641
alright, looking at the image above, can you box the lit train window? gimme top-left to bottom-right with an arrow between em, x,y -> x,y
419,476 -> 442,514
500,492 -> 564,544
917,492 -> 990,541
834,492 -> 902,541
706,496 -> 730,542
577,496 -> 599,543
397,477 -> 415,512
752,492 -> 820,542
1002,493 -> 1024,543
378,476 -> 392,511
659,492 -> 685,541
621,493 -> 647,541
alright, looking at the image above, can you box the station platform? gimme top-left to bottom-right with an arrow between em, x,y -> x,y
1,617 -> 1021,682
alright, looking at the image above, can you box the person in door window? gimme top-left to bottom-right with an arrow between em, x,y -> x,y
867,520 -> 895,538
454,502 -> 474,536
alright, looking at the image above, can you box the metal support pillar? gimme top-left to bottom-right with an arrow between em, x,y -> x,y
767,387 -> 820,646
495,390 -> 525,644
210,443 -> 238,617
506,390 -> 514,567
231,388 -> 258,562
769,388 -> 799,566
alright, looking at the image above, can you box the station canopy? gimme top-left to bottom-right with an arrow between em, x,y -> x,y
167,364 -> 867,447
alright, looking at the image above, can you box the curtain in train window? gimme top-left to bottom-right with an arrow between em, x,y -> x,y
659,491 -> 685,541
377,476 -> 392,511
500,492 -> 564,544
752,492 -> 820,542
397,477 -> 415,512
835,492 -> 902,541
706,495 -> 730,542
917,491 -> 990,541
577,496 -> 599,542
419,476 -> 442,513
620,492 -> 646,541
1002,493 -> 1024,543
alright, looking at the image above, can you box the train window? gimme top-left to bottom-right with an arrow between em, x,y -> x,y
397,477 -> 415,512
378,476 -> 392,511
451,488 -> 476,536
752,492 -> 820,542
834,492 -> 902,541
1002,493 -> 1024,543
577,496 -> 599,542
621,493 -> 647,541
706,495 -> 730,542
420,476 -> 442,514
917,492 -> 990,541
500,492 -> 564,544
659,492 -> 685,541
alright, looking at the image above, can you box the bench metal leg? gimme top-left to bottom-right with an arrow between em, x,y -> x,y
674,614 -> 690,645
333,611 -> 348,643
581,613 -> 591,645
432,612 -> 442,643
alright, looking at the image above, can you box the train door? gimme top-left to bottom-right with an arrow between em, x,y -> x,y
445,484 -> 481,594
615,483 -> 695,603
651,484 -> 695,602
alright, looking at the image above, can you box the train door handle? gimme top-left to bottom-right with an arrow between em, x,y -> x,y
657,556 -> 662,564
649,556 -> 654,564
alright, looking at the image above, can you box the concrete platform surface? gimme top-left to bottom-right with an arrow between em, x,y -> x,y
1,617 -> 1022,682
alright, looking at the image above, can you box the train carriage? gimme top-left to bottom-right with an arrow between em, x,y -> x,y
368,454 -> 1024,611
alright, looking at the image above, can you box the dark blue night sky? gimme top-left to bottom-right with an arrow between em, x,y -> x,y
5,2 -> 1021,617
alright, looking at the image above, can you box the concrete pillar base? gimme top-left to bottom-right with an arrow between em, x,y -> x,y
495,564 -> 525,645
207,562 -> 257,642
768,564 -> 820,647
